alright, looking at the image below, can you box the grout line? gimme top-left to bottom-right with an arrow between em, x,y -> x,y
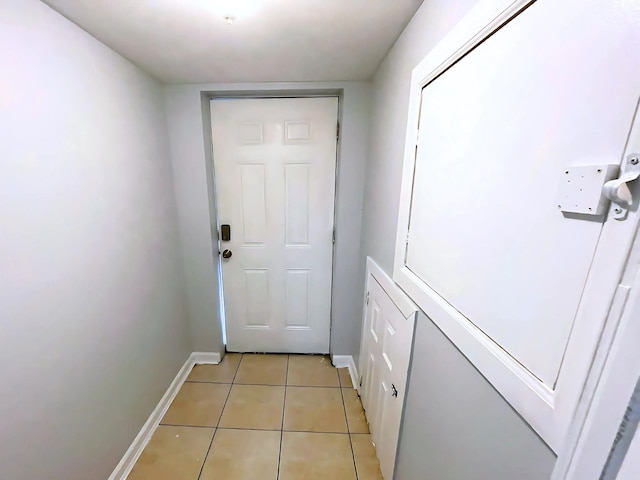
276,354 -> 290,480
186,380 -> 342,388
340,380 -> 359,480
158,423 -> 216,429
155,424 -> 356,435
184,380 -> 234,385
195,353 -> 243,480
285,384 -> 342,388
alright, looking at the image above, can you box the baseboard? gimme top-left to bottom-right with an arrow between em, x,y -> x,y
332,355 -> 359,390
191,351 -> 222,365
108,351 -> 221,480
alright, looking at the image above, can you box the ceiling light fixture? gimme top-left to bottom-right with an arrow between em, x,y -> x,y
223,15 -> 236,25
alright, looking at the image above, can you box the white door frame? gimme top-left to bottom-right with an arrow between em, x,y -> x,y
391,0 -> 640,474
552,211 -> 640,479
207,92 -> 342,352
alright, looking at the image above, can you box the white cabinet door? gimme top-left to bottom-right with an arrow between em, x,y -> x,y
211,97 -> 338,353
359,259 -> 416,480
394,0 -> 640,450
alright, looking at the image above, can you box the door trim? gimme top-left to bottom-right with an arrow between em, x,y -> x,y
208,94 -> 341,353
392,0 -> 640,455
551,231 -> 640,478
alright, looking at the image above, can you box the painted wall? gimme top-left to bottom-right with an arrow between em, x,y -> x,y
163,82 -> 371,356
396,319 -> 556,479
0,1 -> 191,478
359,0 -> 558,478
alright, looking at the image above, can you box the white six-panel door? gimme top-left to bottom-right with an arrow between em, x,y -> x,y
211,97 -> 338,353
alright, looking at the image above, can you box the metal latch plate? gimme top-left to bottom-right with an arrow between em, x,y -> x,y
557,164 -> 619,215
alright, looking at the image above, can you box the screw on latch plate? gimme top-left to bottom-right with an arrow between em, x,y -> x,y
629,156 -> 639,166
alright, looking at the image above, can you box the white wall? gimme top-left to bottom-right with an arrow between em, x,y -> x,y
360,0 -> 557,478
0,1 -> 191,478
163,82 -> 371,356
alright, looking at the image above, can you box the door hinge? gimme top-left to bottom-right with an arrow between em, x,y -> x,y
337,122 -> 340,141
359,376 -> 363,387
366,292 -> 370,305
332,228 -> 336,244
405,230 -> 410,246
416,129 -> 420,146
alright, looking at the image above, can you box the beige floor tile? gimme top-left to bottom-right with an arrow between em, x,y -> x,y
128,425 -> 214,480
280,432 -> 357,480
218,384 -> 285,430
161,382 -> 231,427
284,386 -> 347,433
343,388 -> 369,433
234,354 -> 288,385
199,429 -> 280,480
351,434 -> 384,480
186,353 -> 242,383
287,355 -> 340,387
338,368 -> 354,388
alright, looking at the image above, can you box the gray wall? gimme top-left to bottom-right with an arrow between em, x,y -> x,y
0,1 -> 191,478
397,319 -> 556,479
359,1 -> 558,478
163,82 -> 371,356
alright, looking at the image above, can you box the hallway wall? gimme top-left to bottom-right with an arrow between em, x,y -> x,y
163,82 -> 371,357
0,1 -> 191,478
360,0 -> 557,478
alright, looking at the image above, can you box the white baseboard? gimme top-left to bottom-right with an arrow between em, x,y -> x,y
191,351 -> 221,365
108,351 -> 221,480
332,355 -> 359,390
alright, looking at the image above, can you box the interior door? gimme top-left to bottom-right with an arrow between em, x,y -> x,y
394,0 -> 640,449
359,261 -> 416,480
211,97 -> 338,353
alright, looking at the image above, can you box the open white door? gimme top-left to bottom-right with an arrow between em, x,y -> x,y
394,0 -> 640,452
211,97 -> 338,353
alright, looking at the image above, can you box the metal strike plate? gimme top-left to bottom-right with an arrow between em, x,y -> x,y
557,164 -> 619,215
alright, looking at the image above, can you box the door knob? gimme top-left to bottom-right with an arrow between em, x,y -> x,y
222,249 -> 233,259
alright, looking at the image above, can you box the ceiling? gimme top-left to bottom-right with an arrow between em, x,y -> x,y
43,0 -> 423,84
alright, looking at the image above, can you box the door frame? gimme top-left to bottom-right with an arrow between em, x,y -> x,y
392,0 -> 640,468
207,92 -> 343,353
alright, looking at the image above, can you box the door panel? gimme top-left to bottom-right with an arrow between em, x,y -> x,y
405,0 -> 640,387
211,97 -> 338,353
394,0 -> 640,449
239,164 -> 267,243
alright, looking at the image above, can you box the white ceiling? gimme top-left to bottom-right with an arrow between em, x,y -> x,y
43,0 -> 423,84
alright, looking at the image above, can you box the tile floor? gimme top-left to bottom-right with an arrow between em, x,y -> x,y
128,354 -> 383,480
